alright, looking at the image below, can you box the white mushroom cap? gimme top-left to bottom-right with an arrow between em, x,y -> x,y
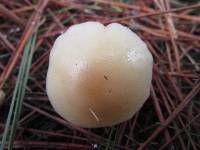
46,21 -> 153,128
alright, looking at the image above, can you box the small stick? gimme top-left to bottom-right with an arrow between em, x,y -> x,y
89,108 -> 100,122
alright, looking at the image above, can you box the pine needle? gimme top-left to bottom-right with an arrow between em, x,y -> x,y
105,127 -> 115,150
0,33 -> 37,150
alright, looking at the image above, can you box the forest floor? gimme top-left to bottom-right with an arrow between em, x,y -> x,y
0,0 -> 200,149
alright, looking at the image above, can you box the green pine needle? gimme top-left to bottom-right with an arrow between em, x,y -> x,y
105,127 -> 115,150
0,33 -> 37,150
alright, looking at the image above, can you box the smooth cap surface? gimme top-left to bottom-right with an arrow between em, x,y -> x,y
46,22 -> 153,128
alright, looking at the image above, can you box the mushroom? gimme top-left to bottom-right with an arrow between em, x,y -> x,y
46,21 -> 153,128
